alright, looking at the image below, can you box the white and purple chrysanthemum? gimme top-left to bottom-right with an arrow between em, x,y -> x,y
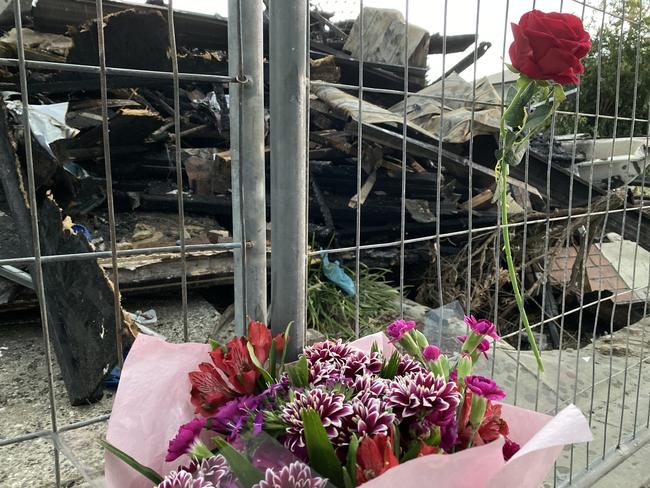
347,397 -> 395,437
350,374 -> 388,400
253,462 -> 327,488
342,350 -> 383,379
158,455 -> 232,488
158,471 -> 213,488
396,355 -> 426,377
280,388 -> 353,456
308,360 -> 344,387
388,372 -> 460,422
304,340 -> 355,367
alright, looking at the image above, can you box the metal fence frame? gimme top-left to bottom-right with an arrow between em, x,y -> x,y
0,0 -> 648,486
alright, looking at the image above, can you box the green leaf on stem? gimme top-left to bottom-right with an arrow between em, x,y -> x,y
99,439 -> 163,485
246,341 -> 274,384
212,437 -> 264,488
287,355 -> 309,387
278,322 -> 292,371
380,350 -> 401,379
347,434 -> 359,486
302,408 -> 344,487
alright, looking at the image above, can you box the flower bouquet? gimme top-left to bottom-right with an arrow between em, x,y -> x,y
103,317 -> 591,488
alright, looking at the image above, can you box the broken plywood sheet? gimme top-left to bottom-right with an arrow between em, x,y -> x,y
99,250 -> 236,289
388,73 -> 502,143
311,83 -> 437,142
343,7 -> 430,67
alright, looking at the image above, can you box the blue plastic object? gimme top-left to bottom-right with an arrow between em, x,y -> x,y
71,223 -> 92,241
322,253 -> 356,297
103,366 -> 121,388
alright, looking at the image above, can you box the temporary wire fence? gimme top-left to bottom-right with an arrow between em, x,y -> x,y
0,0 -> 648,487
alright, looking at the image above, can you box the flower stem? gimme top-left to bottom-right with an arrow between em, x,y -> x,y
497,78 -> 544,373
499,170 -> 544,372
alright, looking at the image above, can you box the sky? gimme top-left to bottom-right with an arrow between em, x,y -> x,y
135,0 -> 599,81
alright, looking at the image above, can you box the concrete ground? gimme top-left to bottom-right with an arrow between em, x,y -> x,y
0,292 -> 224,488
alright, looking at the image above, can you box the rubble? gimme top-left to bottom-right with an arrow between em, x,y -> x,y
0,2 -> 648,405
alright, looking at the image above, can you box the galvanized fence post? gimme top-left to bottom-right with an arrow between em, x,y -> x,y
228,0 -> 268,334
269,0 -> 308,358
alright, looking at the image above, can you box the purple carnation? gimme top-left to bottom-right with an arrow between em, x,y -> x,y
388,372 -> 460,421
464,375 -> 507,401
464,315 -> 499,340
209,395 -> 260,442
386,319 -> 416,341
280,388 -> 353,457
166,418 -> 207,462
396,355 -> 426,376
502,438 -> 521,461
422,345 -> 441,361
253,462 -> 327,488
304,340 -> 354,367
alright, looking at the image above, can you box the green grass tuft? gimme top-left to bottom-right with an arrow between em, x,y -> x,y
307,264 -> 400,340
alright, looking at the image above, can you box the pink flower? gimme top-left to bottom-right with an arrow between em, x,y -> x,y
464,315 -> 499,340
464,375 -> 507,401
422,345 -> 441,361
386,319 -> 416,341
165,418 -> 207,462
456,335 -> 491,358
503,438 -> 521,461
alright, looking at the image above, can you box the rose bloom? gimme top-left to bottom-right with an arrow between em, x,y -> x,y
509,10 -> 591,85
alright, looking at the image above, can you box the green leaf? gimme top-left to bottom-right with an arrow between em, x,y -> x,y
268,337 -> 277,381
208,338 -> 224,351
99,439 -> 163,485
504,81 -> 536,131
370,341 -> 379,355
380,350 -> 401,379
504,85 -> 517,105
246,342 -> 274,384
346,434 -> 359,486
505,63 -> 519,74
287,355 -> 309,387
507,139 -> 529,168
342,466 -> 354,488
212,437 -> 264,488
400,440 -> 421,463
278,322 -> 292,371
392,427 -> 401,459
302,409 -> 344,487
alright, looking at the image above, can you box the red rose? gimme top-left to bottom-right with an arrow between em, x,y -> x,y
509,10 -> 591,85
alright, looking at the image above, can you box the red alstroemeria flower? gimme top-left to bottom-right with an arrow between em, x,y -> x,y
457,391 -> 510,448
189,322 -> 285,416
248,321 -> 285,365
356,433 -> 399,484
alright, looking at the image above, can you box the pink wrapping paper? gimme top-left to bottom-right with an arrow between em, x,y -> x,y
105,334 -> 592,488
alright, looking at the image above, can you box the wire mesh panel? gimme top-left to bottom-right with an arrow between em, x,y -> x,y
304,0 -> 650,486
0,0 -> 261,486
0,0 -> 649,486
